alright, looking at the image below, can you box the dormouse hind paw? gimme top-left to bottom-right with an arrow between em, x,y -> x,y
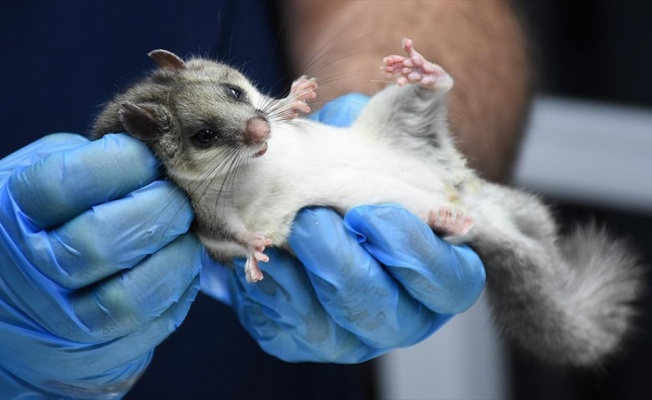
428,207 -> 474,245
381,37 -> 453,91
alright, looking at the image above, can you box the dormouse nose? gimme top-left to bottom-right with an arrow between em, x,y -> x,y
245,117 -> 270,144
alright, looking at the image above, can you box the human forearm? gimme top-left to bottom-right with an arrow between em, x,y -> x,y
282,0 -> 532,181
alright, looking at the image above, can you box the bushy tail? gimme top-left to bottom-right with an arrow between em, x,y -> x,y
475,220 -> 644,366
555,224 -> 643,363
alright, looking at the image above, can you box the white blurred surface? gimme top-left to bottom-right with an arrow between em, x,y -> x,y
377,97 -> 652,399
514,97 -> 652,214
377,294 -> 508,400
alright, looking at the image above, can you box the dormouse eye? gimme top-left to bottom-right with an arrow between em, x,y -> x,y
192,129 -> 218,148
228,85 -> 243,101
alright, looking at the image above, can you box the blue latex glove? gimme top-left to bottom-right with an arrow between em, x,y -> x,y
0,133 -> 202,398
201,93 -> 486,362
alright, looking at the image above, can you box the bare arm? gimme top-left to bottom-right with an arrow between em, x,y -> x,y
281,0 -> 532,181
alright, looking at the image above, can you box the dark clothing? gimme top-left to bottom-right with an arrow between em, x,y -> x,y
0,1 -> 373,398
0,0 -> 289,156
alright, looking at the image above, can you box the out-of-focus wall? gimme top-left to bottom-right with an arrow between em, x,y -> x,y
377,96 -> 652,399
379,3 -> 652,398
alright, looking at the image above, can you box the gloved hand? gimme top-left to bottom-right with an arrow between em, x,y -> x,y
200,93 -> 486,362
0,133 -> 202,398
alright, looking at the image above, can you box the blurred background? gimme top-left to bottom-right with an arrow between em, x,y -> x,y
379,1 -> 652,399
511,2 -> 652,399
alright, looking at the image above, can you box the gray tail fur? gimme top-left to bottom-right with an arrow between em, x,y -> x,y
473,209 -> 644,366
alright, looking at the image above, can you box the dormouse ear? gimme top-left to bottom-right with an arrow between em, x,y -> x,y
148,49 -> 185,71
119,102 -> 168,141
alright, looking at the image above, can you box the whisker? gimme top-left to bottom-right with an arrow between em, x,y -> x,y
291,25 -> 367,77
180,147 -> 238,208
263,13 -> 286,85
215,148 -> 248,221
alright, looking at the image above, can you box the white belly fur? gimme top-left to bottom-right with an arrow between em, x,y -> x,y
232,120 -> 465,245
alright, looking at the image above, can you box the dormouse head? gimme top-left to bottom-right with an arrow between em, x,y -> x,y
117,50 -> 272,176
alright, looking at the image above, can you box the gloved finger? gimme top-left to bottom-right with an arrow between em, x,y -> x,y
0,278 -> 198,396
35,180 -> 193,289
228,249 -> 382,363
0,351 -> 151,399
199,251 -> 232,305
309,93 -> 370,127
344,204 -> 485,314
76,276 -> 198,375
7,133 -> 159,230
0,133 -> 89,179
288,207 -> 446,349
69,232 -> 202,342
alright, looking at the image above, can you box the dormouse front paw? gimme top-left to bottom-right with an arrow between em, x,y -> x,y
237,231 -> 273,282
275,75 -> 318,121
